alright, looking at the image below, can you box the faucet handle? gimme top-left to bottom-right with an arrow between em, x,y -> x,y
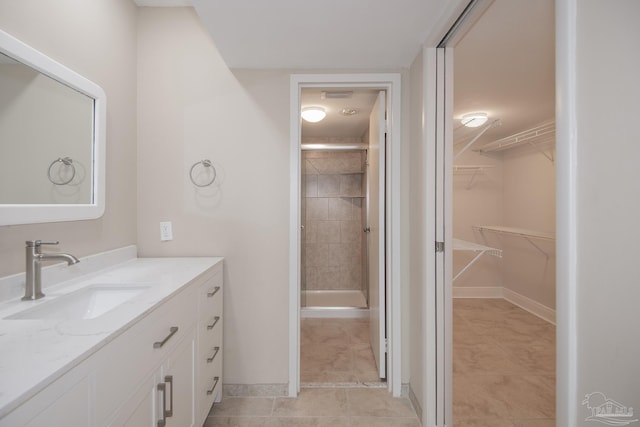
26,240 -> 60,247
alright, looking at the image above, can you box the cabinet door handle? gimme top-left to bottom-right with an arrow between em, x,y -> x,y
153,326 -> 179,349
157,383 -> 167,427
206,376 -> 220,395
206,316 -> 220,330
207,346 -> 220,363
207,286 -> 221,297
165,375 -> 174,417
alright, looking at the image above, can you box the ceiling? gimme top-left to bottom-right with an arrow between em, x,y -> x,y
133,0 -> 555,144
189,0 -> 452,69
301,89 -> 379,138
453,0 -> 555,145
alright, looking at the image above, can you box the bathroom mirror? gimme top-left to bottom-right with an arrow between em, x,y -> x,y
0,29 -> 106,225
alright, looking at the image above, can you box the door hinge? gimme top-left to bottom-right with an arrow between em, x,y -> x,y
435,241 -> 445,252
384,338 -> 389,352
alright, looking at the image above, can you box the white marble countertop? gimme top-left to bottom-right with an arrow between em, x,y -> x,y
0,250 -> 222,418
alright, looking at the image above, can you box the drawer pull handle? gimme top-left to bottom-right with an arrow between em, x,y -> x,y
157,383 -> 167,427
153,326 -> 179,349
165,375 -> 174,417
207,346 -> 220,363
207,286 -> 221,297
206,376 -> 220,395
207,316 -> 220,330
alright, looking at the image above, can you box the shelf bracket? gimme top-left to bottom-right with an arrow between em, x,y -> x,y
526,140 -> 554,162
454,119 -> 501,160
523,236 -> 550,260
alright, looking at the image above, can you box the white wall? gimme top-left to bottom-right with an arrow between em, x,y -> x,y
452,149 -> 503,288
502,147 -> 556,308
452,138 -> 556,309
137,8 -> 414,388
0,0 -> 138,278
557,0 -> 640,424
137,7 -> 291,385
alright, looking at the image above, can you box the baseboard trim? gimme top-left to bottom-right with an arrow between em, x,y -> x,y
453,286 -> 556,325
408,384 -> 423,422
502,288 -> 556,325
452,286 -> 503,298
223,383 -> 288,397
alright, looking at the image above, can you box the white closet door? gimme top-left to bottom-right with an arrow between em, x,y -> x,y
368,90 -> 386,379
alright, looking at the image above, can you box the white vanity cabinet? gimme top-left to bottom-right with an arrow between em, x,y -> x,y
0,257 -> 224,427
111,326 -> 197,427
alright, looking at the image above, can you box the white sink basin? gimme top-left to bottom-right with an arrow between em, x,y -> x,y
6,284 -> 150,320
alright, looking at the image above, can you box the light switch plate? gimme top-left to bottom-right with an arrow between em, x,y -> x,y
160,221 -> 173,241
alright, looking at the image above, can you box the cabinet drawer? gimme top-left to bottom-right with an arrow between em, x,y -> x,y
198,312 -> 222,349
197,359 -> 222,422
198,323 -> 222,365
198,268 -> 223,319
94,285 -> 197,425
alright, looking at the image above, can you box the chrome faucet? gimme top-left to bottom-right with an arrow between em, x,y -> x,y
24,240 -> 80,301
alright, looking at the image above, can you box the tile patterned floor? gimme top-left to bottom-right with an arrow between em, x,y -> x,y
204,318 -> 417,426
205,300 -> 555,426
203,388 -> 421,426
453,298 -> 556,426
300,318 -> 381,384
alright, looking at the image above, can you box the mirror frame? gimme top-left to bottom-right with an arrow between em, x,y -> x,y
0,29 -> 106,225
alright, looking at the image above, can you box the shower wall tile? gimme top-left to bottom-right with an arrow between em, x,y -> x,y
318,175 -> 341,197
304,160 -> 320,174
317,266 -> 346,290
349,264 -> 362,288
302,150 -> 365,294
329,198 -> 353,220
306,266 -> 318,289
340,174 -> 363,197
341,221 -> 361,243
306,243 -> 328,267
340,152 -> 365,174
316,221 -> 341,243
352,198 -> 363,220
328,243 -> 361,267
305,174 -> 318,197
305,222 -> 317,243
307,198 -> 328,220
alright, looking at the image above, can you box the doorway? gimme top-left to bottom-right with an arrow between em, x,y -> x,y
289,74 -> 402,397
433,0 -> 557,424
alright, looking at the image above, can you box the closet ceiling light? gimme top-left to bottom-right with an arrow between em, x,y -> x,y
461,112 -> 489,128
301,106 -> 327,123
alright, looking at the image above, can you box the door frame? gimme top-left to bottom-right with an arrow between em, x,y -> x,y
289,73 -> 402,397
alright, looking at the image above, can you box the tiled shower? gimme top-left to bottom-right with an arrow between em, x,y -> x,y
301,147 -> 368,309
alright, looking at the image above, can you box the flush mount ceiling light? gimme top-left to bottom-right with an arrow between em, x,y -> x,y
461,112 -> 489,128
301,106 -> 326,123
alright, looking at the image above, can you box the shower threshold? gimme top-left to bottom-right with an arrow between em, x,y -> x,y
301,290 -> 368,318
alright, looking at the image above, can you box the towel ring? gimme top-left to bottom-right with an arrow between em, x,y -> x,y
48,157 -> 76,185
189,159 -> 217,187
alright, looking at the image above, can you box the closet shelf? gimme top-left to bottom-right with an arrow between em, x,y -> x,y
453,165 -> 495,172
452,238 -> 502,282
473,225 -> 555,258
473,225 -> 554,241
475,119 -> 555,162
453,165 -> 495,189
